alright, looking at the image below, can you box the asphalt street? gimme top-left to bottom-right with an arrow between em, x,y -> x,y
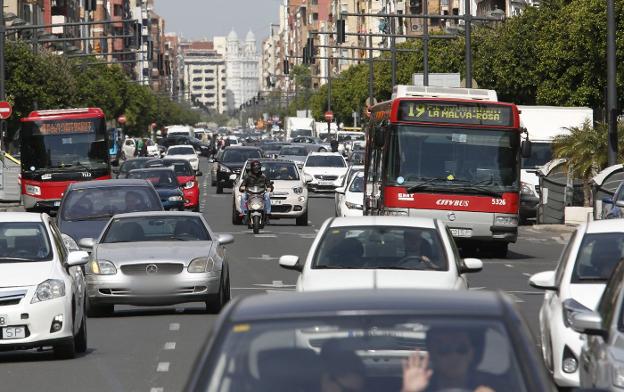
0,158 -> 571,392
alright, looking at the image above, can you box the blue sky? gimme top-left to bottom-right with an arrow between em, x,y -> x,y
153,0 -> 282,42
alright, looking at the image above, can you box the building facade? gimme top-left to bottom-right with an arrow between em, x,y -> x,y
180,41 -> 227,113
224,30 -> 260,112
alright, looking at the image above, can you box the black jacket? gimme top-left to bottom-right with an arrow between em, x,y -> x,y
240,173 -> 273,192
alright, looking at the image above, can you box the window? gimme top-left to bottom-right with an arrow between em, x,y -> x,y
102,216 -> 210,243
60,186 -> 161,221
571,233 -> 624,283
0,222 -> 53,262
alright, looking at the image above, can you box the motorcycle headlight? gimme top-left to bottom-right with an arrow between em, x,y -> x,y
219,165 -> 232,173
25,184 -> 41,196
345,201 -> 364,210
293,186 -> 304,194
88,259 -> 117,275
168,195 -> 183,202
188,257 -> 215,273
250,201 -> 263,210
31,279 -> 65,303
184,181 -> 196,189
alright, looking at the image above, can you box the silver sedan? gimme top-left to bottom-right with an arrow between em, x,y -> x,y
78,211 -> 234,316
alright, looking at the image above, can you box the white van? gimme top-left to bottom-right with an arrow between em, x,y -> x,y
166,125 -> 195,139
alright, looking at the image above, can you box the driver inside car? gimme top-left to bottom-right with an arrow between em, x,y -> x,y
400,230 -> 438,269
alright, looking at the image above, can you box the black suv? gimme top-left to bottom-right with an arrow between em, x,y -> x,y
212,146 -> 263,194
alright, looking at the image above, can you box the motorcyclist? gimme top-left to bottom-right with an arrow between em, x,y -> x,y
239,160 -> 274,223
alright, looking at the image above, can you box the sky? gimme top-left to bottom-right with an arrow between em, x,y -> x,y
153,0 -> 283,43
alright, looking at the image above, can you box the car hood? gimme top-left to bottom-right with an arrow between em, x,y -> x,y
344,191 -> 364,204
0,261 -> 56,288
60,219 -> 110,243
220,162 -> 245,170
569,282 -> 607,310
96,241 -> 214,266
272,180 -> 303,193
303,167 -> 347,176
300,269 -> 457,291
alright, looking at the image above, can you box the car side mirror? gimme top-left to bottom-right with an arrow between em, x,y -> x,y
603,197 -> 614,205
279,255 -> 302,272
460,258 -> 483,273
529,270 -> 557,290
196,171 -> 203,177
521,140 -> 532,159
569,310 -> 606,337
66,251 -> 90,266
78,238 -> 96,250
335,187 -> 346,194
217,233 -> 234,245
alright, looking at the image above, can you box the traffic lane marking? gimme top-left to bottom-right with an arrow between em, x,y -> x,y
164,342 -> 176,350
169,323 -> 180,331
157,362 -> 170,372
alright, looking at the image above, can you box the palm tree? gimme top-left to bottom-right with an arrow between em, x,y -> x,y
553,121 -> 624,205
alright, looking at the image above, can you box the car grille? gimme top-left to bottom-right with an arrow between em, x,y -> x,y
315,175 -> 338,180
0,290 -> 26,306
98,286 -> 206,296
271,205 -> 292,213
121,263 -> 184,276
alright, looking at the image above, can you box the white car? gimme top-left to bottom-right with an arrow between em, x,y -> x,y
231,159 -> 311,226
529,219 -> 624,387
0,212 -> 90,358
335,171 -> 365,217
280,216 -> 483,292
166,145 -> 199,171
302,152 -> 348,192
334,165 -> 363,216
145,139 -> 160,158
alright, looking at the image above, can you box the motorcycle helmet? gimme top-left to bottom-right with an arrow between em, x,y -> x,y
250,160 -> 262,175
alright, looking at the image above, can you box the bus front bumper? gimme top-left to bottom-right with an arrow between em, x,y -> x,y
22,194 -> 61,210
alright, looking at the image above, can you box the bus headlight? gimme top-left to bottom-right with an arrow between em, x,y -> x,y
25,185 -> 41,196
494,215 -> 518,226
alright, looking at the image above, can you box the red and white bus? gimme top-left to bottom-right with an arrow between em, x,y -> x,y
364,86 -> 530,257
20,108 -> 112,211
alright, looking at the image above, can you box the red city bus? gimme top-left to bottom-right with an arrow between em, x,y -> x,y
20,108 -> 112,211
364,86 -> 530,257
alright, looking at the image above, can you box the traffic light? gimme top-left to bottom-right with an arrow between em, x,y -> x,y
85,0 -> 97,12
410,0 -> 423,15
132,21 -> 142,48
307,37 -> 315,60
283,59 -> 290,75
147,40 -> 153,61
337,19 -> 346,44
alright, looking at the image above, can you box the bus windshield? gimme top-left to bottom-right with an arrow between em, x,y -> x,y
21,118 -> 109,172
386,125 -> 519,191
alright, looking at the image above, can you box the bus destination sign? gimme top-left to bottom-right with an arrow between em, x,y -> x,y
36,120 -> 95,135
398,101 -> 514,127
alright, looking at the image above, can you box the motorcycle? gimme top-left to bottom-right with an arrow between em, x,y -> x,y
245,185 -> 268,234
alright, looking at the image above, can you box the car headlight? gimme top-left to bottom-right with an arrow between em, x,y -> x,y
169,195 -> 183,202
293,186 -> 304,194
25,184 -> 41,196
219,165 -> 231,173
31,279 -> 65,303
614,365 -> 624,388
184,181 -> 196,189
298,196 -> 306,203
88,259 -> 117,275
520,181 -> 536,197
188,257 -> 215,273
345,201 -> 363,210
494,215 -> 518,226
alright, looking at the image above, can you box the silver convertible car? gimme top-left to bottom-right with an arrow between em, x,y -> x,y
78,211 -> 234,316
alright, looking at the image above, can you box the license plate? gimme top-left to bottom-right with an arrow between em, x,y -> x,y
0,315 -> 6,326
450,228 -> 473,238
54,201 -> 61,207
319,181 -> 334,185
2,326 -> 26,339
271,200 -> 283,205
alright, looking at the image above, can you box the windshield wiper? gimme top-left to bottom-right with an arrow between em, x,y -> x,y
68,213 -> 113,221
406,177 -> 456,193
451,185 -> 502,198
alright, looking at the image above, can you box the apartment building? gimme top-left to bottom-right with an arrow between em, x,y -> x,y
180,41 -> 227,113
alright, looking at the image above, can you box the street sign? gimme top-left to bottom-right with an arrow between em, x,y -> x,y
0,102 -> 13,120
324,111 -> 334,122
117,115 -> 127,125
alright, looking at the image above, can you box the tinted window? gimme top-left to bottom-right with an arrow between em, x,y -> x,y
312,226 -> 448,271
128,170 -> 178,188
61,186 -> 162,221
244,162 -> 299,181
102,216 -> 210,243
305,155 -> 346,168
572,233 -> 624,282
120,159 -> 149,173
168,146 -> 195,155
0,223 -> 52,262
349,174 -> 364,193
222,149 -> 261,163
200,317 -> 527,392
280,146 -> 307,156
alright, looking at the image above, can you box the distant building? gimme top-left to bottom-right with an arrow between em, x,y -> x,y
180,40 -> 227,113
224,30 -> 260,112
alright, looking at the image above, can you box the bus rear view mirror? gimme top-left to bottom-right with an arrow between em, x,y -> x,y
521,140 -> 532,158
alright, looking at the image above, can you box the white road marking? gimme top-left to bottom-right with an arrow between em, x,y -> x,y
157,362 -> 170,372
248,254 -> 278,261
522,272 -> 532,277
255,234 -> 277,238
164,342 -> 176,350
505,264 -> 513,268
169,323 -> 180,331
150,388 -> 164,392
506,293 -> 524,303
253,280 -> 296,288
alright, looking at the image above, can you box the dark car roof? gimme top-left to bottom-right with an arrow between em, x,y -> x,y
226,289 -> 509,323
128,167 -> 176,173
67,179 -> 152,190
223,146 -> 262,151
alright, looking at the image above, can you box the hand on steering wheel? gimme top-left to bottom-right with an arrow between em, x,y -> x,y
397,255 -> 437,269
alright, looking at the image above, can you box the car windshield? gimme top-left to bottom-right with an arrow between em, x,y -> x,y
168,146 -> 194,155
521,142 -> 552,169
0,223 -> 52,262
280,146 -> 307,156
290,129 -> 312,138
306,155 -> 346,168
199,317 -> 527,392
222,149 -> 261,163
147,160 -> 193,176
349,174 -> 364,193
572,233 -> 624,282
120,159 -> 149,173
101,216 -> 210,243
61,186 -> 162,221
244,162 -> 299,181
312,226 -> 448,271
128,170 -> 178,188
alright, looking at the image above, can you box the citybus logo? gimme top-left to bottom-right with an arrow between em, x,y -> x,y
436,199 -> 469,207
398,193 -> 414,201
